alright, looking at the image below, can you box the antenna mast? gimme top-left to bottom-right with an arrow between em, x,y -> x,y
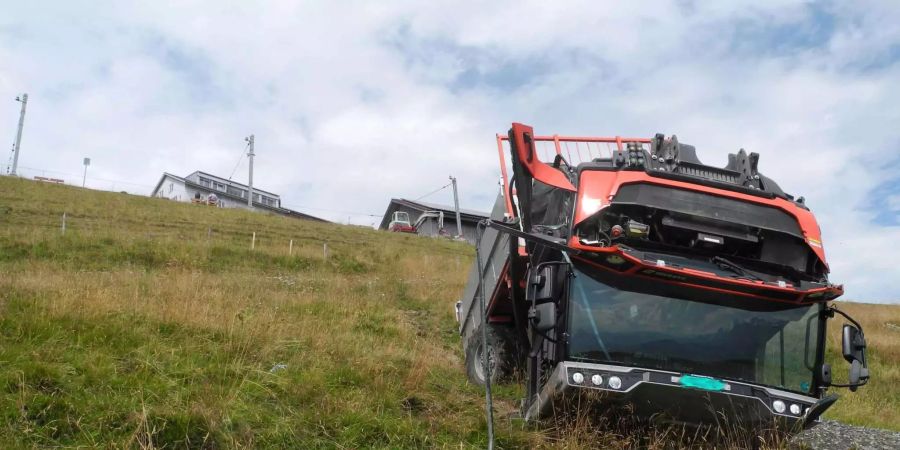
11,93 -> 28,176
245,134 -> 255,206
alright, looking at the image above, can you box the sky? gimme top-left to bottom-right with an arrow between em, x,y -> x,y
1,1 -> 899,302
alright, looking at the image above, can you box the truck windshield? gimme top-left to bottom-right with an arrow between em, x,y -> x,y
567,264 -> 821,394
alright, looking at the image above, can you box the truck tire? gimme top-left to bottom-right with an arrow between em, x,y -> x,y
465,324 -> 517,386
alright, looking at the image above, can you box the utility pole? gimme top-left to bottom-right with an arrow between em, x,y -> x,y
450,175 -> 463,238
11,93 -> 28,176
82,157 -> 90,187
245,134 -> 254,207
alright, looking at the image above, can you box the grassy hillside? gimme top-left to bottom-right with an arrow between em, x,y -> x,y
822,302 -> 900,430
0,176 -> 897,448
0,177 -> 515,448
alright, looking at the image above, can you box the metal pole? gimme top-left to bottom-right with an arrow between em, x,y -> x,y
82,157 -> 90,188
450,176 -> 463,238
11,93 -> 28,176
246,134 -> 255,207
474,221 -> 495,449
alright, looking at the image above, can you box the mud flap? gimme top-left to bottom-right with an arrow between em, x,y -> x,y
801,394 -> 838,428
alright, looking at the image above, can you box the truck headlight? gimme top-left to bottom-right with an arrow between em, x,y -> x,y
773,400 -> 786,414
608,376 -> 622,389
591,374 -> 603,386
572,372 -> 584,384
790,404 -> 801,415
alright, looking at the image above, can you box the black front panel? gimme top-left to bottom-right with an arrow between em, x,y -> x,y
611,183 -> 802,238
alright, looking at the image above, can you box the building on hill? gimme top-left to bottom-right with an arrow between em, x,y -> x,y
378,198 -> 490,245
151,171 -> 327,222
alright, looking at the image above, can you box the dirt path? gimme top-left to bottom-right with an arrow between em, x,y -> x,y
793,420 -> 900,450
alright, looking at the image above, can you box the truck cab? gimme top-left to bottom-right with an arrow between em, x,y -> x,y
457,123 -> 869,430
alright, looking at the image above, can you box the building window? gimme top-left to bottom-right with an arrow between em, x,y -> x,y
169,183 -> 173,193
214,182 -> 226,192
199,177 -> 211,188
226,186 -> 244,197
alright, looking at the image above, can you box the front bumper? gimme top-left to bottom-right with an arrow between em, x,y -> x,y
526,361 -> 821,429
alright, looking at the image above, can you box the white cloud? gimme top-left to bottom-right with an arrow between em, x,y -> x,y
1,1 -> 899,301
887,194 -> 900,212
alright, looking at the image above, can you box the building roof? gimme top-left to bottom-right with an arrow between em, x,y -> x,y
151,172 -> 327,222
187,171 -> 280,198
151,172 -> 186,197
412,199 -> 491,218
378,198 -> 490,229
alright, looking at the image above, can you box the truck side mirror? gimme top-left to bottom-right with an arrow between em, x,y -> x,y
849,360 -> 862,391
532,302 -> 557,332
842,324 -> 869,391
532,264 -> 565,302
842,324 -> 866,363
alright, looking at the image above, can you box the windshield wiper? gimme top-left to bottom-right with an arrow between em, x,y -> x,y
711,256 -> 763,282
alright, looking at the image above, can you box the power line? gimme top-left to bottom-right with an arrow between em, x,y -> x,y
228,140 -> 250,181
12,163 -> 382,217
414,182 -> 451,201
279,201 -> 381,217
13,165 -> 155,189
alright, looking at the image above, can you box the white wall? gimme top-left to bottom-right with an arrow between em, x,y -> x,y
154,175 -> 277,213
154,176 -> 189,202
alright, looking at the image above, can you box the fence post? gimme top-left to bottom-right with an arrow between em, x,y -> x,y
251,232 -> 256,250
323,242 -> 328,260
61,212 -> 66,234
289,239 -> 293,256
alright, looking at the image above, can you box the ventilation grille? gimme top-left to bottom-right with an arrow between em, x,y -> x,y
674,162 -> 740,184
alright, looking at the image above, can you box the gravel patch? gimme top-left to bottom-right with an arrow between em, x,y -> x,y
792,420 -> 900,450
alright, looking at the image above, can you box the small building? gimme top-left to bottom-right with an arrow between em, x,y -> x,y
379,198 -> 490,244
151,171 -> 326,221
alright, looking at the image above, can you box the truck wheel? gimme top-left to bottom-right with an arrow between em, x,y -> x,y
465,324 -> 516,386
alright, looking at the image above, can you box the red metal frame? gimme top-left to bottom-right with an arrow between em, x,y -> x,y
567,246 -> 842,305
488,123 -> 840,309
496,127 -> 651,217
495,124 -> 828,268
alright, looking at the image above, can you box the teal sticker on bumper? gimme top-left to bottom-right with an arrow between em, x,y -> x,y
679,375 -> 726,391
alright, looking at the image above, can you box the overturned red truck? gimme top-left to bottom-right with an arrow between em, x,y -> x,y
456,123 -> 869,429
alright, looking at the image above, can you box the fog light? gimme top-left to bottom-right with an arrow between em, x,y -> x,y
572,372 -> 584,384
591,374 -> 603,386
608,376 -> 622,389
790,404 -> 801,415
773,400 -> 786,414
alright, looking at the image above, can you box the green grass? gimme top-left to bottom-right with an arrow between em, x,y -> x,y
822,302 -> 900,430
0,176 -> 897,448
0,177 -> 529,449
